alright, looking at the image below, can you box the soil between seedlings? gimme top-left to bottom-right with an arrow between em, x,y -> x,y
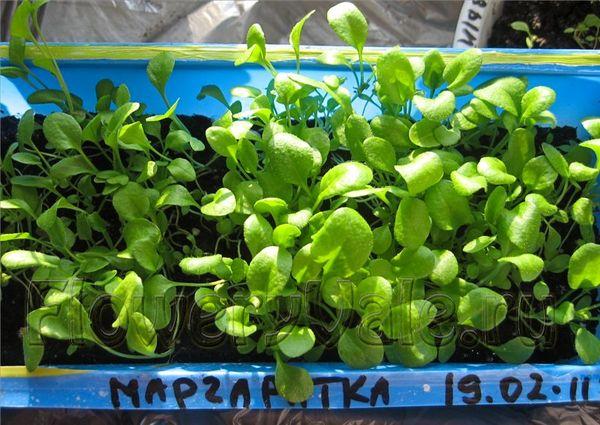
0,115 -> 597,367
488,1 -> 600,49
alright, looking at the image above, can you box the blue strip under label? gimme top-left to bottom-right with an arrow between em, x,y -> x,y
1,363 -> 598,409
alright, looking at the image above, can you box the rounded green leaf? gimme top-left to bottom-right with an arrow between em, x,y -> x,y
450,162 -> 487,196
503,127 -> 535,176
409,119 -> 460,148
520,86 -> 555,121
274,72 -> 304,104
372,225 -> 392,255
423,49 -> 446,90
568,243 -> 600,289
457,287 -> 507,331
277,325 -> 316,358
370,115 -> 411,149
582,117 -> 600,139
354,276 -> 392,319
473,76 -> 526,116
498,254 -> 544,282
392,246 -> 436,279
113,182 -> 150,221
477,157 -> 516,185
487,337 -> 535,363
506,201 -> 542,253
541,143 -> 569,177
42,112 -> 82,152
292,243 -> 322,283
463,235 -> 496,254
0,250 -> 60,269
394,197 -> 431,249
525,193 -> 558,216
123,218 -> 163,272
533,281 -> 550,300
143,274 -> 178,329
180,254 -> 224,276
522,156 -> 558,191
27,298 -> 94,342
572,197 -> 594,226
244,214 -> 273,257
344,114 -> 371,160
167,158 -> 196,182
327,2 -> 368,55
254,197 -> 288,217
547,302 -> 575,325
215,305 -> 257,337
424,180 -> 473,231
310,208 -> 373,278
206,126 -> 238,158
147,52 -> 174,96
376,48 -> 415,105
272,224 -> 301,248
363,136 -> 396,172
569,162 -> 599,182
395,151 -> 444,196
119,122 -> 151,152
317,162 -> 373,203
247,246 -> 292,300
156,184 -> 199,208
22,328 -> 44,372
337,326 -> 384,369
385,333 -> 437,367
126,312 -> 157,356
381,300 -> 437,339
275,359 -> 314,403
413,90 -> 456,121
194,288 -> 223,313
321,276 -> 355,309
111,271 -> 143,329
443,48 -> 482,90
50,155 -> 95,180
510,21 -> 530,32
575,328 -> 600,365
430,250 -> 458,286
484,186 -> 507,225
201,188 -> 236,217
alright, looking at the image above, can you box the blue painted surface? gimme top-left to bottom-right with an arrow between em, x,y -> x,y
1,363 -> 599,409
0,45 -> 599,410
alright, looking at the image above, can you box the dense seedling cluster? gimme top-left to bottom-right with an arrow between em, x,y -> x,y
1,1 -> 600,403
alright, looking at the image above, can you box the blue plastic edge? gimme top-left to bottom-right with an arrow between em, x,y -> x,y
1,363 -> 599,409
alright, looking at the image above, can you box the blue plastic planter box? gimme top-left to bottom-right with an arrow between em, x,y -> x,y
1,45 -> 599,410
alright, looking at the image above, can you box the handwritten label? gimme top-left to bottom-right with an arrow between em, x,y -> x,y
445,372 -> 593,405
454,0 -> 499,48
109,374 -> 390,409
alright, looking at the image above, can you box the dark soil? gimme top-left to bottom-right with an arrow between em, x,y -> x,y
488,1 -> 600,49
0,115 -> 597,367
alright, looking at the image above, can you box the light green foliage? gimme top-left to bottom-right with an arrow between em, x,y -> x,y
458,288 -> 508,331
395,151 -> 444,195
486,337 -> 535,363
338,326 -> 384,369
310,208 -> 373,278
327,2 -> 368,59
2,3 -> 600,406
394,197 -> 431,249
376,48 -> 415,105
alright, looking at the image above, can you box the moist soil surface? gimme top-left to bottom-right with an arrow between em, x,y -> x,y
488,1 -> 600,49
0,115 -> 596,367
